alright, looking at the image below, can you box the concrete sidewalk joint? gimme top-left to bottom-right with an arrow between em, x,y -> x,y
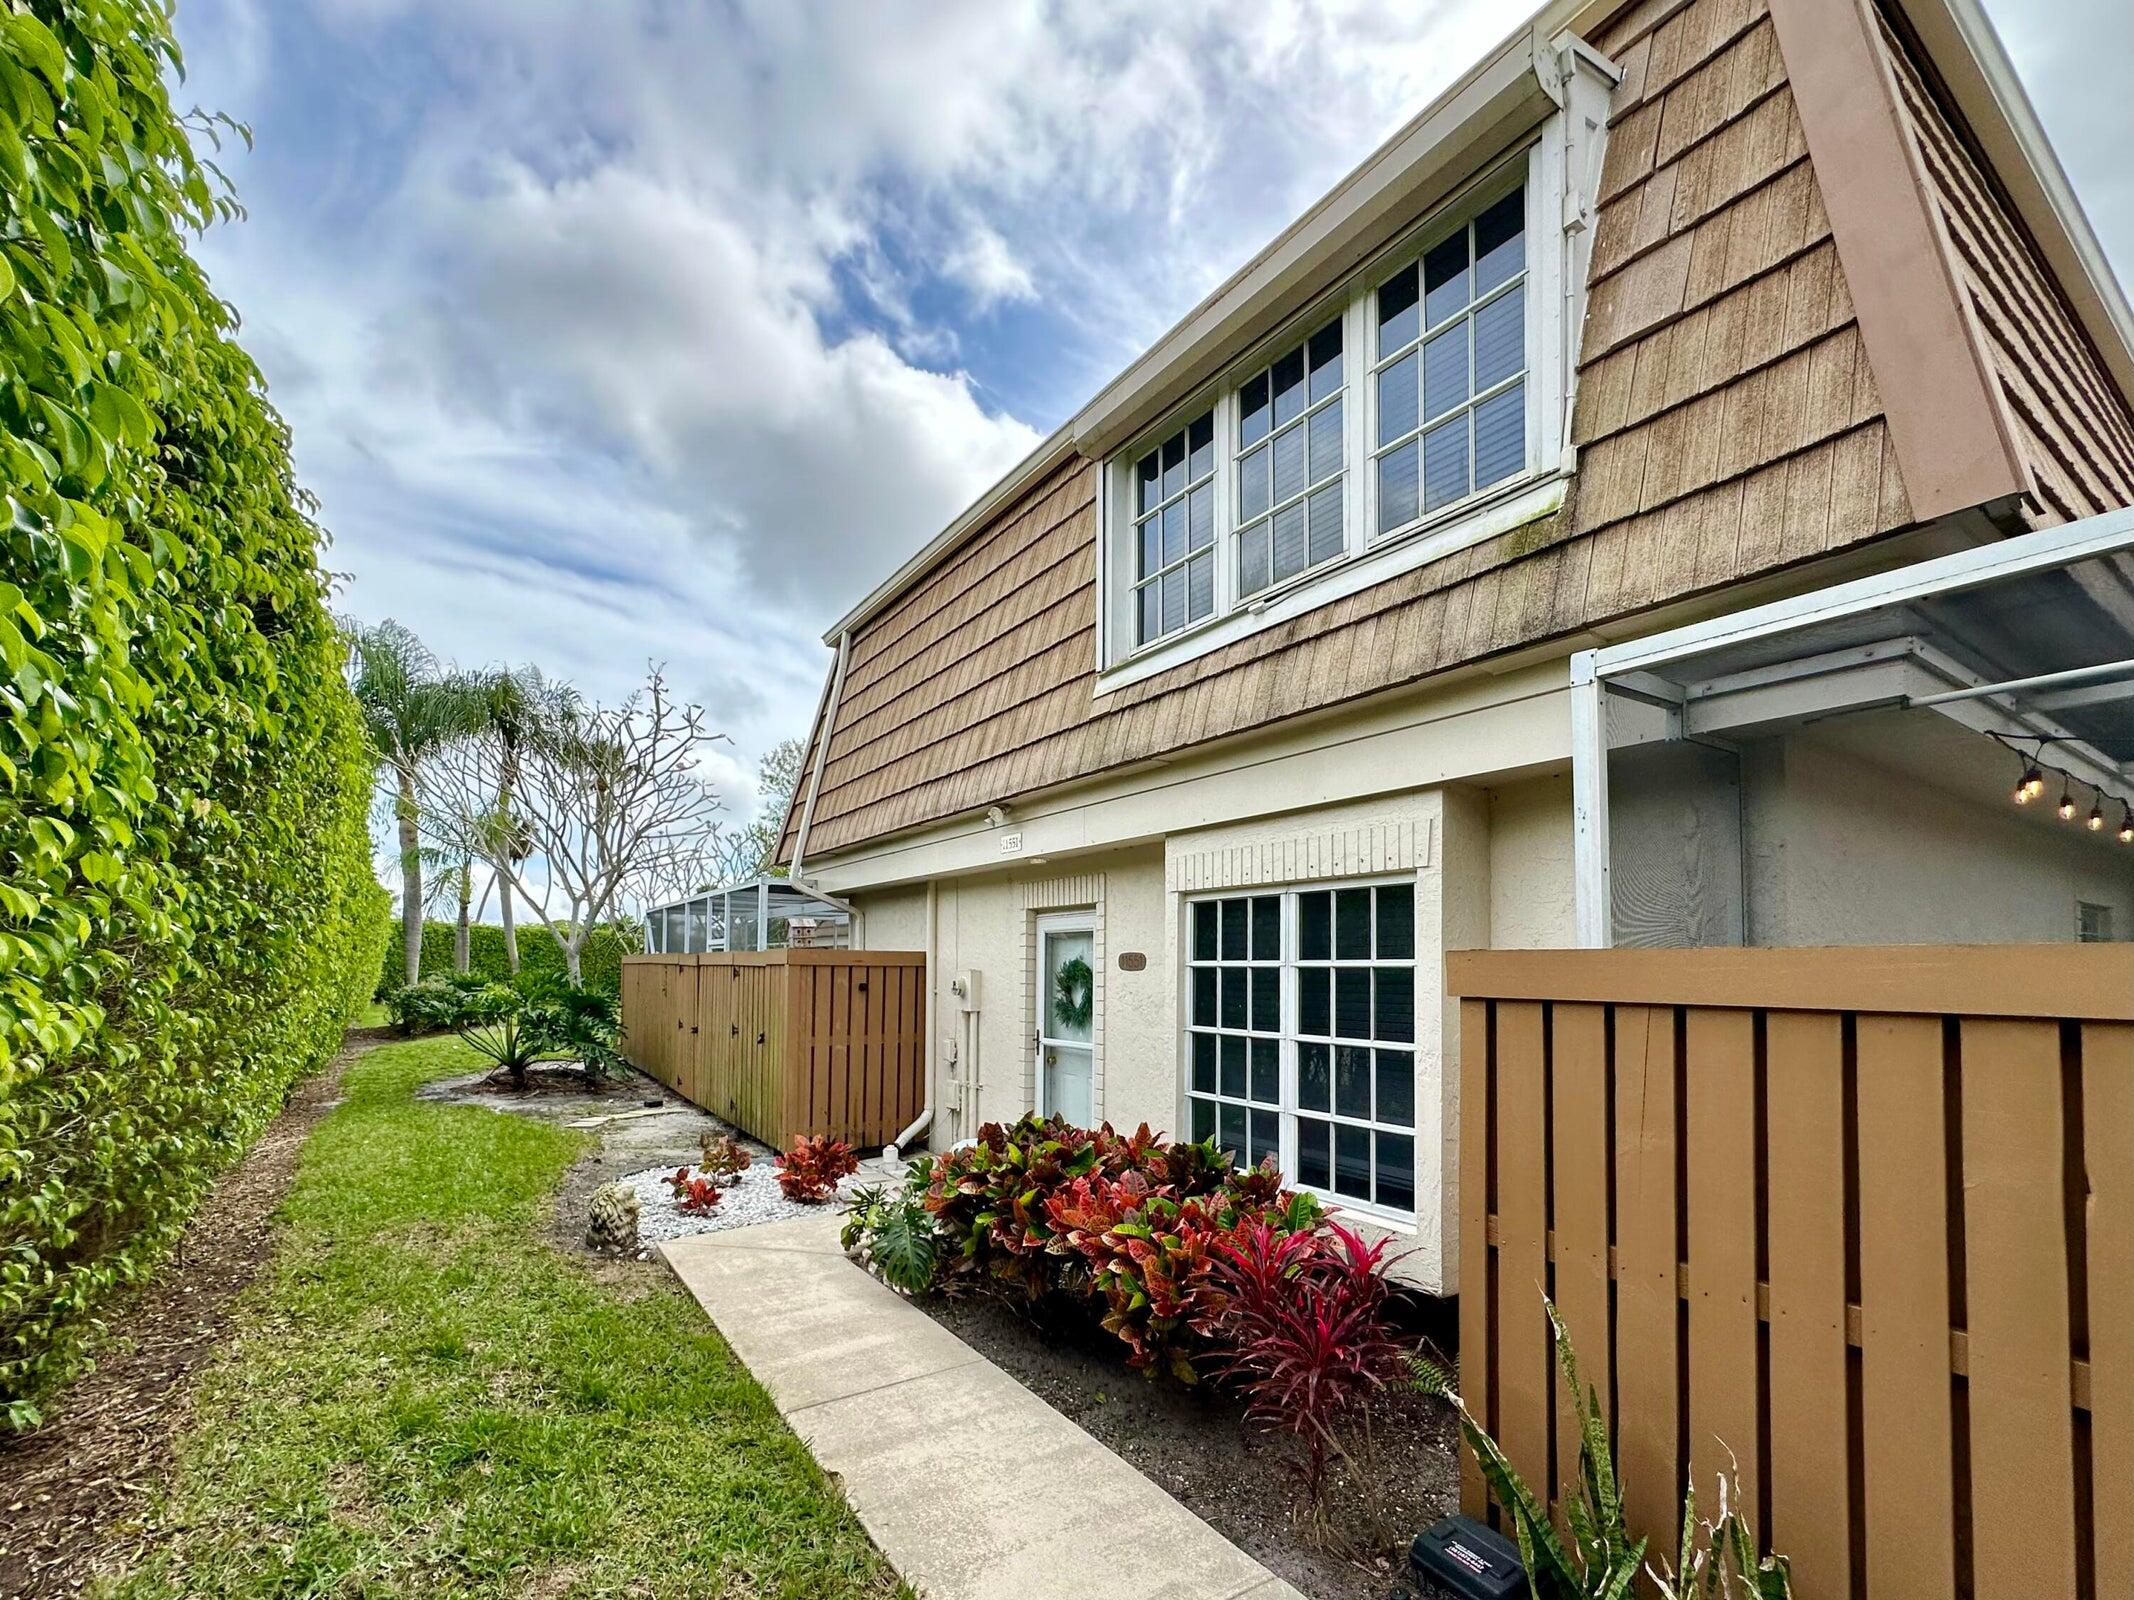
661,1214 -> 1307,1600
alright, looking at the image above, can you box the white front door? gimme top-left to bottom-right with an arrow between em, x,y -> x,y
1035,914 -> 1095,1125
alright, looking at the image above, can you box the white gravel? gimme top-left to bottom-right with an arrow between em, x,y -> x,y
620,1159 -> 866,1245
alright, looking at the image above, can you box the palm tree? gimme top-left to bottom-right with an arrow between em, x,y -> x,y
347,620 -> 487,986
469,666 -> 576,974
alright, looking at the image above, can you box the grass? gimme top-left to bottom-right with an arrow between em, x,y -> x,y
357,999 -> 391,1028
106,1036 -> 905,1600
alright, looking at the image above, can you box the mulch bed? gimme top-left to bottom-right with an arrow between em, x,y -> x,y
0,1038 -> 378,1600
914,1290 -> 1461,1600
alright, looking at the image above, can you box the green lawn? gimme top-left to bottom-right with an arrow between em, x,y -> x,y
107,1036 -> 904,1600
357,998 -> 391,1028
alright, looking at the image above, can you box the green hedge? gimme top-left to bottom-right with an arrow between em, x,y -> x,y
0,3 -> 385,1427
381,920 -> 642,998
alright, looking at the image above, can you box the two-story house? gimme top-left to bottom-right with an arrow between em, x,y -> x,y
765,0 -> 2134,1291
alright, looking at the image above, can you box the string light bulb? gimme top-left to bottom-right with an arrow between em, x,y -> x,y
2089,792 -> 2107,831
2120,804 -> 2134,846
2058,786 -> 2078,822
2026,766 -> 2047,800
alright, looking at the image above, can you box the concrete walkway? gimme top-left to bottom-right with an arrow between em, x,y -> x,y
661,1214 -> 1305,1600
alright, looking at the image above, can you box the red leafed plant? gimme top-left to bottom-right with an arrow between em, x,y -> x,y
670,1172 -> 723,1215
1206,1220 -> 1407,1499
776,1134 -> 859,1202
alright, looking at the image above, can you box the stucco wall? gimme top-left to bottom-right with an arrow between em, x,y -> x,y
1486,772 -> 1577,949
1745,732 -> 2134,945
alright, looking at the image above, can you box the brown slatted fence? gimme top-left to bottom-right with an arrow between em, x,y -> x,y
1449,944 -> 2134,1600
619,951 -> 925,1150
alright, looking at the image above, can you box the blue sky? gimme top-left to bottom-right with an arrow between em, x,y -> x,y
168,0 -> 2133,833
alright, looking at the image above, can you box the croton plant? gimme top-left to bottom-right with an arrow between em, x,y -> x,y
908,1114 -> 1325,1381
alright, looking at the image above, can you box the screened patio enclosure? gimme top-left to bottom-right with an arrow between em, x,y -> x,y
1570,507 -> 2134,947
641,875 -> 853,954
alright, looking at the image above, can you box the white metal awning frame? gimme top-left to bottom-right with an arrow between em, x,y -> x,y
1571,506 -> 2134,946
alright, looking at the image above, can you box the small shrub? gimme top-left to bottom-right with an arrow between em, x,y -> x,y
666,1170 -> 723,1215
698,1134 -> 753,1184
775,1135 -> 858,1202
523,983 -> 624,1080
1410,1299 -> 1793,1600
1207,1220 -> 1406,1499
384,980 -> 469,1035
840,1183 -> 939,1293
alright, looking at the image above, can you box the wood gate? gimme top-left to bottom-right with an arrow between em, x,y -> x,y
1448,944 -> 2131,1600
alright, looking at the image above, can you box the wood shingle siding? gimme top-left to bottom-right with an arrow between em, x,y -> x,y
1875,2 -> 2134,526
779,0 -> 2134,864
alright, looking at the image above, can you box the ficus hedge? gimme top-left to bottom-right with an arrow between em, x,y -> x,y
0,1 -> 387,1427
381,919 -> 641,998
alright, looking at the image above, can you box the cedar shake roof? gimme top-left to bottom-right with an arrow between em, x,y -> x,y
777,0 -> 2134,867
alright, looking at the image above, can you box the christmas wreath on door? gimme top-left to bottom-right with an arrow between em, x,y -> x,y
1052,954 -> 1093,1033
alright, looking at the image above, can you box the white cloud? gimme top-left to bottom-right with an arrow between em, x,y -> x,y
181,0 -> 2131,857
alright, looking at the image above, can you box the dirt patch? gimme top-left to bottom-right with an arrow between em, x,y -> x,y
915,1292 -> 1459,1600
0,1037 -> 381,1600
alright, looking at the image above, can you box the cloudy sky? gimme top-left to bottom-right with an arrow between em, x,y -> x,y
169,0 -> 2131,835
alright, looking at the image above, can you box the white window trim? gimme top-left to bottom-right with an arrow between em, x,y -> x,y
1096,67 -> 1610,695
1181,877 -> 1421,1228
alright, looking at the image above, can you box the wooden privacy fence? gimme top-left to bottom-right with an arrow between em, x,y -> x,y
619,951 -> 925,1150
1449,945 -> 2132,1600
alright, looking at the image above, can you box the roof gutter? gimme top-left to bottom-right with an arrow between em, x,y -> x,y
789,628 -> 850,881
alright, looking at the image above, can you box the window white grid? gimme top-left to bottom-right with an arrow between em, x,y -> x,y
1102,144 -> 1554,679
1184,879 -> 1418,1218
1369,185 -> 1528,540
1132,411 -> 1217,645
1235,319 -> 1346,599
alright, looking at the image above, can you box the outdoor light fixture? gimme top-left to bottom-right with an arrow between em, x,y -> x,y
2015,764 -> 2041,803
2059,787 -> 2078,821
2120,804 -> 2134,846
2090,791 -> 2107,831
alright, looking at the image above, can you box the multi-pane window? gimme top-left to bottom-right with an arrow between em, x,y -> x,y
1371,186 -> 1527,537
1236,320 -> 1345,598
1134,411 -> 1217,644
1185,881 -> 1418,1216
1186,893 -> 1283,1170
1292,883 -> 1415,1211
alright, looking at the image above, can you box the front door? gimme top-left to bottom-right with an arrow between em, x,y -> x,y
1035,914 -> 1094,1125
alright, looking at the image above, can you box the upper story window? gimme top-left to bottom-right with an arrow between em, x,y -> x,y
1097,135 -> 1589,689
1237,321 -> 1345,598
1134,411 -> 1216,645
1372,188 -> 1527,536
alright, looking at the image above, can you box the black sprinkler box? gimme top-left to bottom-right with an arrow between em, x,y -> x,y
1411,1514 -> 1527,1600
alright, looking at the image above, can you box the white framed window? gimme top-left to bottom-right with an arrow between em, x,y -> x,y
1185,879 -> 1417,1220
1097,107 -> 1600,691
1130,411 -> 1217,645
1368,181 -> 1529,540
1236,319 -> 1347,598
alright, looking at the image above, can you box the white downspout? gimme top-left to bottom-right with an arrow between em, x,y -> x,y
886,878 -> 939,1163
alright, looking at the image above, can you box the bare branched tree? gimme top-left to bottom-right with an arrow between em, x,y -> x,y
423,667 -> 727,984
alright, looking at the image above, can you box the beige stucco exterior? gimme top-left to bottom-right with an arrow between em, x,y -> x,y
825,652 -> 2134,1301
